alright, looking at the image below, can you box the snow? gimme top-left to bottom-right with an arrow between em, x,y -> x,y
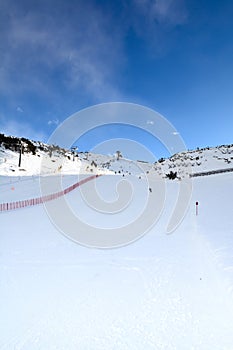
0,148 -> 113,177
1,143 -> 233,179
1,144 -> 233,349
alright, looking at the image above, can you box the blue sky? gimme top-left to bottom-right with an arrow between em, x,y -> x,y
0,0 -> 233,159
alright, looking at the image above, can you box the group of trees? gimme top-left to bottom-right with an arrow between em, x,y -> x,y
166,171 -> 178,180
0,134 -> 36,155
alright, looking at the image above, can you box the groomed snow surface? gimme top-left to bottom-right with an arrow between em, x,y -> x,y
1,172 -> 233,350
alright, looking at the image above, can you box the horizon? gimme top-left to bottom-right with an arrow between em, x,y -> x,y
1,129 -> 233,164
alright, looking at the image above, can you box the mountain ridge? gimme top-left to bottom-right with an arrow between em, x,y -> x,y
0,133 -> 233,178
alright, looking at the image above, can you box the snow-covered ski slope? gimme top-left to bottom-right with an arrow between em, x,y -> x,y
79,143 -> 233,178
1,142 -> 233,178
1,143 -> 233,349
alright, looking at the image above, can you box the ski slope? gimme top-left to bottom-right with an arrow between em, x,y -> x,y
1,171 -> 233,349
1,142 -> 233,179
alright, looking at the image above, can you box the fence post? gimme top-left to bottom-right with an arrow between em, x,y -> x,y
196,201 -> 199,216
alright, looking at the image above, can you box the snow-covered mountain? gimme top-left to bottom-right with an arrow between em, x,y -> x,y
0,134 -> 113,176
1,133 -> 233,349
1,133 -> 233,178
81,144 -> 233,179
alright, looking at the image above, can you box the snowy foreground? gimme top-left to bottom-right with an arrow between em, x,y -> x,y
1,171 -> 233,350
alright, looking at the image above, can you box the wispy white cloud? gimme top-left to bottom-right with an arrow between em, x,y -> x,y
16,106 -> 23,113
48,119 -> 59,126
0,118 -> 46,142
0,1 -> 124,103
132,0 -> 188,26
0,0 -> 188,105
128,0 -> 188,55
0,0 -> 189,145
151,0 -> 187,25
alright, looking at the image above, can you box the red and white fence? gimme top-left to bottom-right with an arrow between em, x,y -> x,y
0,174 -> 100,212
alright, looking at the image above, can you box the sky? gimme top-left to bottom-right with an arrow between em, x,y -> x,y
0,0 -> 233,159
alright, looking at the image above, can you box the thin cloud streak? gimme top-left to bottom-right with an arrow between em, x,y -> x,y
127,0 -> 188,56
0,0 -> 189,106
48,119 -> 59,126
132,0 -> 188,26
0,1 -> 124,102
0,118 -> 46,142
0,0 -> 191,143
